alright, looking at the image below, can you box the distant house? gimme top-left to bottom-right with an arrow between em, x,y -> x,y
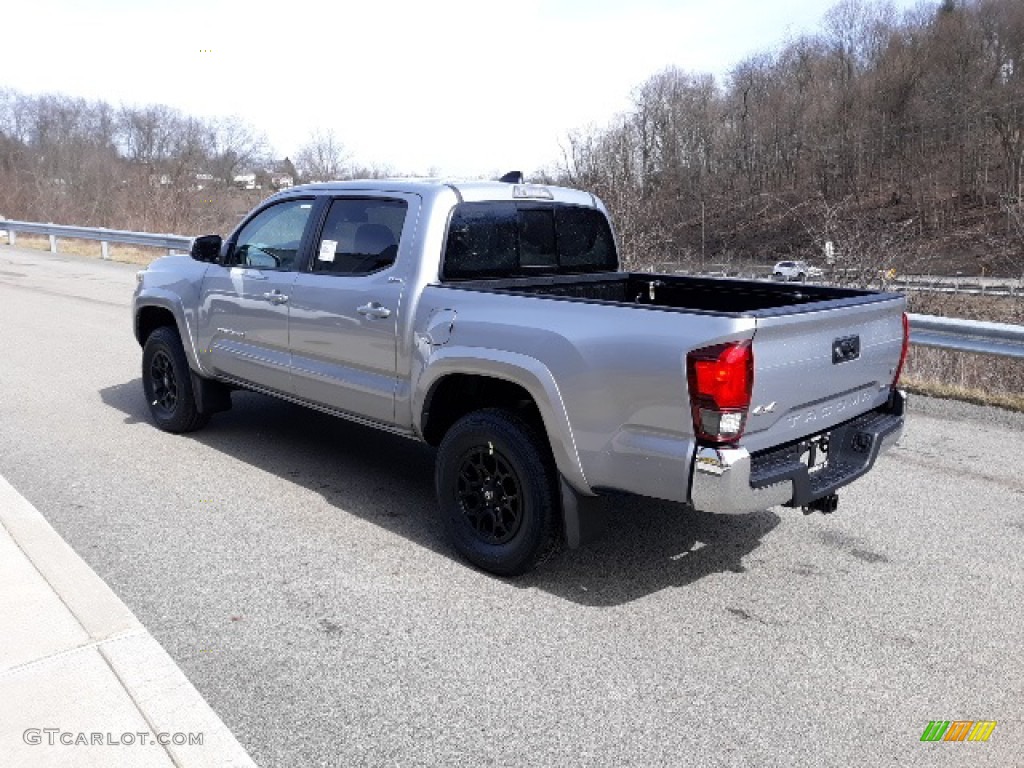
233,173 -> 258,190
271,174 -> 293,190
195,173 -> 215,190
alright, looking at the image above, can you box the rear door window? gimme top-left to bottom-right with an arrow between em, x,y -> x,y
313,198 -> 408,275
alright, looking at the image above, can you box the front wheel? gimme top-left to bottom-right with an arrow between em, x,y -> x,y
435,409 -> 560,576
142,326 -> 210,433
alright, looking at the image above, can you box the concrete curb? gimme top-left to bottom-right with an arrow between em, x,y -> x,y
0,474 -> 258,767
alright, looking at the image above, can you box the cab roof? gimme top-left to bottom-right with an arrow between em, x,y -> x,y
270,178 -> 599,208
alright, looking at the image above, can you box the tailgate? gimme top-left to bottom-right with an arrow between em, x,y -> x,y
742,296 -> 905,453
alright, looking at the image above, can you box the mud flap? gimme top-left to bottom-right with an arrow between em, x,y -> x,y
191,372 -> 232,415
560,477 -> 610,549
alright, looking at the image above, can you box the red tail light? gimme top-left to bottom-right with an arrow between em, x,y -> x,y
686,340 -> 753,444
893,312 -> 910,386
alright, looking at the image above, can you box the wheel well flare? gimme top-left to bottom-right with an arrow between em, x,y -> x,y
136,306 -> 177,346
422,375 -> 542,447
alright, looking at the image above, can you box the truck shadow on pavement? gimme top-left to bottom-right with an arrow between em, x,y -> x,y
519,501 -> 780,606
102,381 -> 780,606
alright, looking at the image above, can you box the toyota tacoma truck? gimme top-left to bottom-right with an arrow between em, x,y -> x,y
133,176 -> 907,576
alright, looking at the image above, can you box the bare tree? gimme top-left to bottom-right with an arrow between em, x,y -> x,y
294,128 -> 349,182
206,116 -> 270,186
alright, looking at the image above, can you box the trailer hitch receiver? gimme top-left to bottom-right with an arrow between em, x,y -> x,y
803,493 -> 839,515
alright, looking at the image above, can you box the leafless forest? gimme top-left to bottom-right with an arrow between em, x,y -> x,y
551,0 -> 1024,279
1,0 -> 1024,282
0,103 -> 381,236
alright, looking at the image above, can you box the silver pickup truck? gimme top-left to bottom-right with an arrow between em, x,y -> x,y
133,177 -> 907,575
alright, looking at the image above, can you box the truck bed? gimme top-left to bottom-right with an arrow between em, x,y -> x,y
432,268 -> 906,466
447,272 -> 884,316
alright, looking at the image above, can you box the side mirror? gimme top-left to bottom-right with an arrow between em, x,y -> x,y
191,234 -> 222,263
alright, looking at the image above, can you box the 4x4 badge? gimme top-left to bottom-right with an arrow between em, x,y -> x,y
752,402 -> 777,415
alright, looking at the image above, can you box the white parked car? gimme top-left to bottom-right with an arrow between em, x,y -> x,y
773,260 -> 823,281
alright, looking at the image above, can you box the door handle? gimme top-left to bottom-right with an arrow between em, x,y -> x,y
357,302 -> 392,319
263,290 -> 289,305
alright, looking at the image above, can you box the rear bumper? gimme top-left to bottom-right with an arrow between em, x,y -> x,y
689,390 -> 905,515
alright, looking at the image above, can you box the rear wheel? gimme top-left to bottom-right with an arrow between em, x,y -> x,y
142,327 -> 210,433
435,409 -> 560,576
798,271 -> 807,281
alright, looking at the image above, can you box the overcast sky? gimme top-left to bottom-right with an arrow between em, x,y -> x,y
2,0 -> 933,178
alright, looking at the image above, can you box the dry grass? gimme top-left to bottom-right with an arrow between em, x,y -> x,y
902,290 -> 1024,412
902,345 -> 1023,412
8,234 -> 172,266
902,377 -> 1024,412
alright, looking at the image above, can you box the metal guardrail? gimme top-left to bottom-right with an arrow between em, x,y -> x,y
908,313 -> 1024,359
0,219 -> 192,258
892,276 -> 1021,297
898,284 -> 1018,296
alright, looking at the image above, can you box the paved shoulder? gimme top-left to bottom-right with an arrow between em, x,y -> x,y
0,474 -> 257,768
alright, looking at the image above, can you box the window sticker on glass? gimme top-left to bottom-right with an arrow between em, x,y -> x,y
318,239 -> 337,262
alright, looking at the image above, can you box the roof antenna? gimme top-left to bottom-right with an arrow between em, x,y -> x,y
498,171 -> 524,184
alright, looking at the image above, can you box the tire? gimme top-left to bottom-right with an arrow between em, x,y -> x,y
798,272 -> 807,281
435,409 -> 560,577
142,326 -> 210,433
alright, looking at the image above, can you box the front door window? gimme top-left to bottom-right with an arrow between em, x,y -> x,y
228,200 -> 314,271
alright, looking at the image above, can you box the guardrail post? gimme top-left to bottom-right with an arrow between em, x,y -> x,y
101,241 -> 109,260
9,230 -> 15,246
49,233 -> 57,253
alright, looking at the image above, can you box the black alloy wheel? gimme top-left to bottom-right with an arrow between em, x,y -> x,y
455,446 -> 524,545
435,408 -> 560,576
149,349 -> 179,416
141,326 -> 209,433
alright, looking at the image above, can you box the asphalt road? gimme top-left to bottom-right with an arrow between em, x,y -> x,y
1,244 -> 1021,767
